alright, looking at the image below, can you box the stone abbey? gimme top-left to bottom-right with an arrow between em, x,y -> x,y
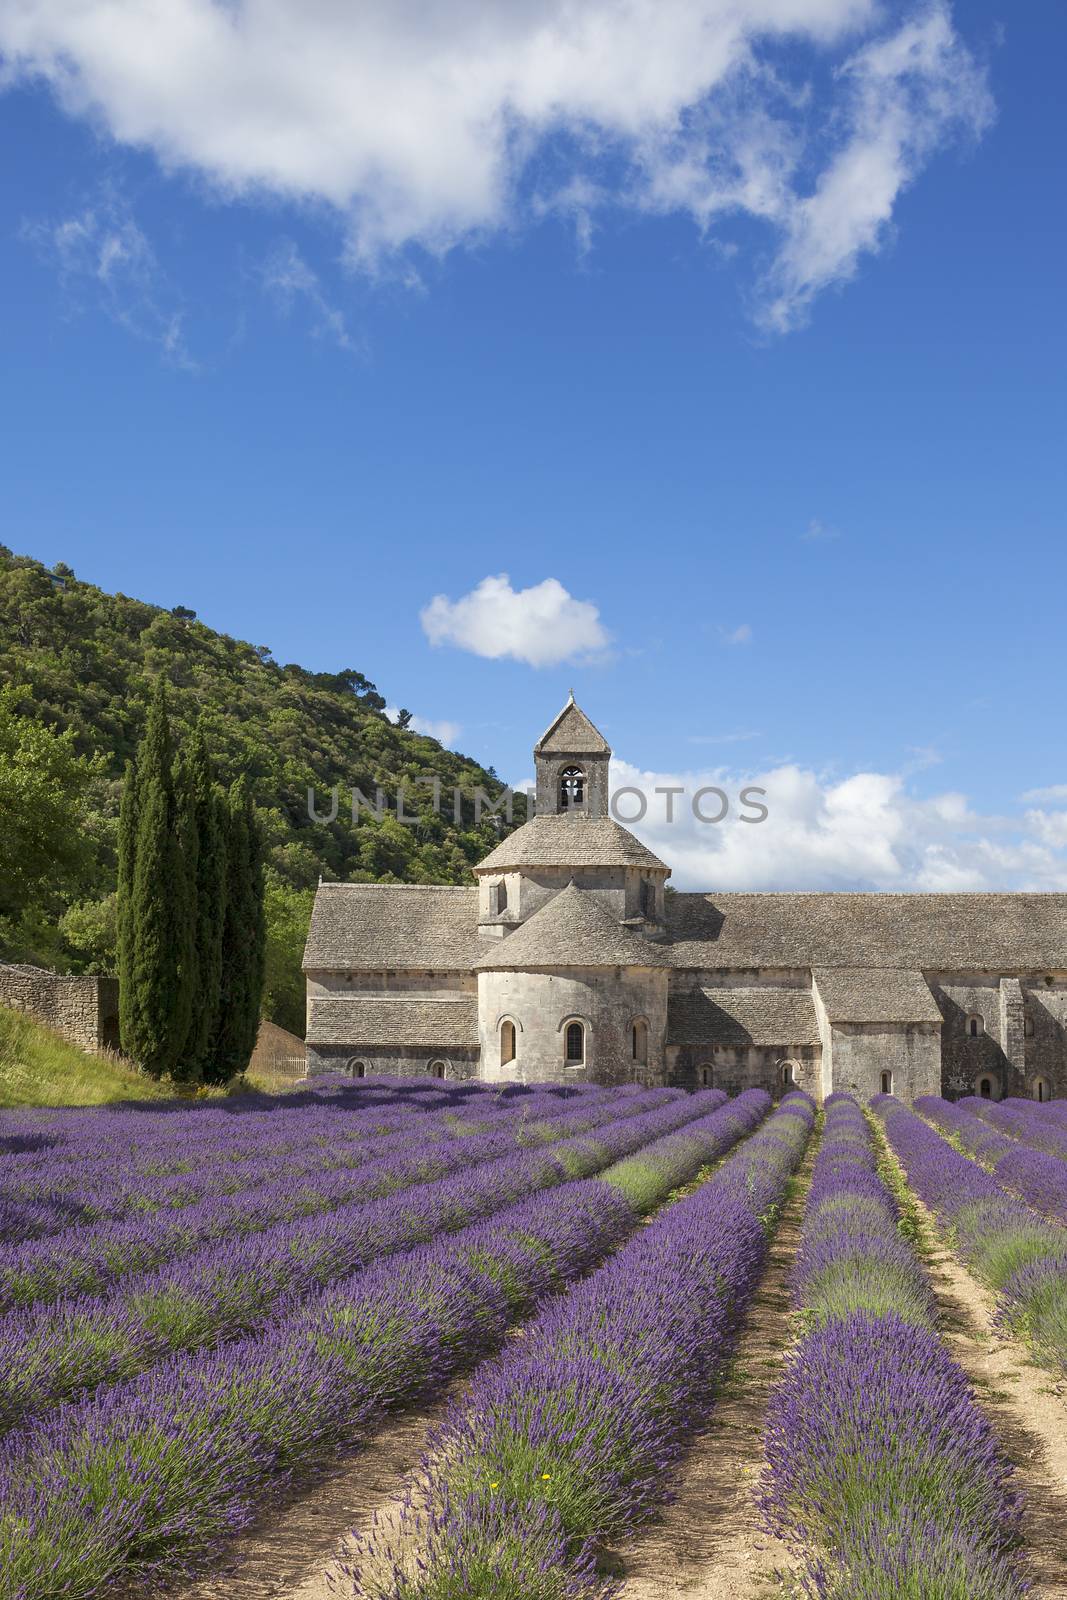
303,698 -> 1067,1103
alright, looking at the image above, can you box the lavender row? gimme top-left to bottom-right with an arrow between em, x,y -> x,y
0,1091 -> 731,1428
762,1095 -> 1023,1600
0,1093 -> 767,1599
0,1085 -> 644,1235
0,1086 -> 689,1308
965,1095 -> 1067,1165
917,1094 -> 1067,1227
339,1093 -> 814,1599
874,1095 -> 1067,1374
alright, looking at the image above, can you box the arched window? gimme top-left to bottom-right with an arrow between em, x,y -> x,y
978,1075 -> 994,1099
781,1061 -> 794,1087
967,1014 -> 985,1038
698,1066 -> 713,1088
1024,1015 -> 1035,1038
346,1058 -> 367,1079
880,1069 -> 893,1095
500,1020 -> 517,1067
560,767 -> 585,809
429,1060 -> 447,1079
1034,1077 -> 1050,1102
631,1018 -> 648,1065
564,1021 -> 585,1065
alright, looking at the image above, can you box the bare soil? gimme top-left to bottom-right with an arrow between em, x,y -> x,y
605,1152 -> 815,1600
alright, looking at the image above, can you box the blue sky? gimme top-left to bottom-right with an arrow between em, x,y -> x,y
1,1 -> 1065,891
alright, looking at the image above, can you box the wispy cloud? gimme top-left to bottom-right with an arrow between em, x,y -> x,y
719,623 -> 753,646
421,575 -> 610,669
260,240 -> 361,354
1,1 -> 993,332
21,189 -> 194,367
385,706 -> 462,747
1021,784 -> 1067,804
802,517 -> 841,542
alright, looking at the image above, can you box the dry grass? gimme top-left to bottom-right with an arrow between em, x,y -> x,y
0,1005 -> 179,1107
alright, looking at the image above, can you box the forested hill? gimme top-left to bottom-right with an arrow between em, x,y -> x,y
0,547 -> 523,1032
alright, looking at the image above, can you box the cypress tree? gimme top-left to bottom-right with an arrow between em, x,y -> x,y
116,758 -> 139,1057
123,682 -> 196,1078
169,748 -> 201,1084
207,775 -> 265,1082
184,725 -> 227,1080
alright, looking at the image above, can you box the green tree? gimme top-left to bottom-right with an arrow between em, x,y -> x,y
0,686 -> 95,921
208,776 -> 265,1082
262,877 -> 314,1037
184,725 -> 228,1078
118,682 -> 196,1077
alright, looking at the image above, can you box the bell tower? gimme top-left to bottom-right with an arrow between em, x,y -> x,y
533,693 -> 611,818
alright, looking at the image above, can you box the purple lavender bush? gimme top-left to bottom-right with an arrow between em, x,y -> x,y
762,1095 -> 1023,1600
875,1094 -> 1067,1375
0,1093 -> 766,1598
333,1094 -> 813,1599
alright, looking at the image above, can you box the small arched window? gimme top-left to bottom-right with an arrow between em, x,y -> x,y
967,1014 -> 985,1038
564,1021 -> 585,1065
880,1069 -> 893,1095
781,1061 -> 794,1087
698,1066 -> 713,1088
631,1018 -> 648,1065
560,767 -> 585,809
500,1020 -> 516,1067
429,1060 -> 447,1079
978,1074 -> 994,1099
346,1058 -> 367,1079
1024,1015 -> 1035,1038
1034,1077 -> 1050,1103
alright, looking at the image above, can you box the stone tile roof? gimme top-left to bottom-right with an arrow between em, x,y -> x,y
476,815 -> 668,874
474,883 -> 673,970
306,995 -> 478,1049
664,893 -> 1067,972
813,967 -> 943,1024
534,696 -> 611,756
303,884 -> 480,971
667,986 -> 821,1048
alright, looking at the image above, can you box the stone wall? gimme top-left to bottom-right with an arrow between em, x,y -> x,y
666,1041 -> 820,1100
829,1021 -> 942,1102
304,1044 -> 477,1081
929,972 -> 1067,1100
0,963 -> 120,1054
476,965 -> 669,1086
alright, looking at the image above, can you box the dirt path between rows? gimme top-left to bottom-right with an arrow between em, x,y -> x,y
605,1146 -> 816,1600
169,1395 -> 454,1600
904,1187 -> 1067,1599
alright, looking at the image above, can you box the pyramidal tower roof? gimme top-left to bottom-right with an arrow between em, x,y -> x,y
534,693 -> 611,757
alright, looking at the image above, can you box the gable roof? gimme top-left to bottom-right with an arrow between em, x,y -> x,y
306,995 -> 478,1049
476,814 -> 668,874
813,967 -> 943,1024
474,883 -> 672,970
534,696 -> 611,757
664,893 -> 1067,972
667,986 -> 821,1048
303,883 -> 479,971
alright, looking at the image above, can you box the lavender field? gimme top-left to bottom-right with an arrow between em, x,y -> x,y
2,1081 -> 1067,1599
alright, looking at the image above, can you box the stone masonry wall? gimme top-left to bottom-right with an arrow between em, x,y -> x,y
0,963 -> 120,1054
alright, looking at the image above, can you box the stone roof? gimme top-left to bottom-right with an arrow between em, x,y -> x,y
534,696 -> 611,756
812,967 -> 942,1024
474,883 -> 673,970
306,995 -> 478,1049
667,986 -> 821,1048
476,814 -> 668,874
664,893 -> 1067,973
303,884 -> 480,971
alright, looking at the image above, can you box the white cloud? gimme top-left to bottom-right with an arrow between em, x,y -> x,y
608,755 -> 1067,891
1021,784 -> 1067,804
385,706 -> 463,747
21,189 -> 194,366
260,239 -> 360,353
802,517 -> 840,541
720,623 -> 753,645
1,1 -> 991,329
420,575 -> 609,668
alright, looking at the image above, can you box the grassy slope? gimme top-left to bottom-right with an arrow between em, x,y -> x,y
0,1006 -> 178,1108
